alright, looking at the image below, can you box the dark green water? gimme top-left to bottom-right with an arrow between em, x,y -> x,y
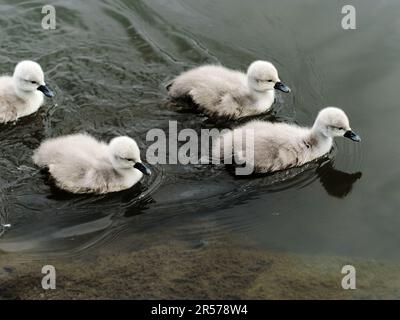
0,0 -> 400,299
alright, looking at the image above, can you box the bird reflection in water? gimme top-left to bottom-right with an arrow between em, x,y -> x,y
317,161 -> 362,198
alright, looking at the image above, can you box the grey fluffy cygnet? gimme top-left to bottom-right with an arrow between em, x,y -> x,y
33,134 -> 151,194
213,107 -> 361,174
0,60 -> 54,123
167,60 -> 290,119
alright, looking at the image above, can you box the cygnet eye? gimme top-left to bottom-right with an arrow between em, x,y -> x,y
120,157 -> 134,162
338,127 -> 344,131
268,80 -> 273,82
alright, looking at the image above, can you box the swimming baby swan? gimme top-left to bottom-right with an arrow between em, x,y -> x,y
33,134 -> 151,194
167,60 -> 290,119
0,60 -> 54,123
213,107 -> 361,174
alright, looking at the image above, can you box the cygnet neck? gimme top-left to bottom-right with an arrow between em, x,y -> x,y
308,125 -> 332,149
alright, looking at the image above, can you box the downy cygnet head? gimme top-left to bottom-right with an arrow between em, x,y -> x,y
313,107 -> 361,142
13,60 -> 54,98
247,60 -> 290,94
109,136 -> 151,175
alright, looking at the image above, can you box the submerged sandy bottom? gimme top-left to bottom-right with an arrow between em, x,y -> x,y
1,238 -> 400,300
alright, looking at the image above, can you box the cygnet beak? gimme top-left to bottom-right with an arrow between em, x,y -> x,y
274,82 -> 290,93
134,162 -> 151,175
37,84 -> 54,98
344,130 -> 361,142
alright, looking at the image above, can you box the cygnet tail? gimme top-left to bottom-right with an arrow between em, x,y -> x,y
32,148 -> 47,168
32,140 -> 60,168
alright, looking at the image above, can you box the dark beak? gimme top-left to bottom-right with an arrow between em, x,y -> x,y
37,85 -> 54,98
134,162 -> 151,175
344,130 -> 361,142
274,82 -> 290,93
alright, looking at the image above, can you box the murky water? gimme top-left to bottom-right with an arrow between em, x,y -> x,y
1,0 -> 400,299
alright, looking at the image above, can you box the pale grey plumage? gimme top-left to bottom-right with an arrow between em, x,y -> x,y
168,61 -> 290,119
33,134 -> 151,194
213,107 -> 361,174
0,60 -> 53,123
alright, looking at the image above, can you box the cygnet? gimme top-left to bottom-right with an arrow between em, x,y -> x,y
33,133 -> 151,194
213,107 -> 361,174
0,60 -> 54,123
167,60 -> 290,119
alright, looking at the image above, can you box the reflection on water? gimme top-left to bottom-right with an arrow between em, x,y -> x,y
317,161 -> 362,198
0,0 -> 399,299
